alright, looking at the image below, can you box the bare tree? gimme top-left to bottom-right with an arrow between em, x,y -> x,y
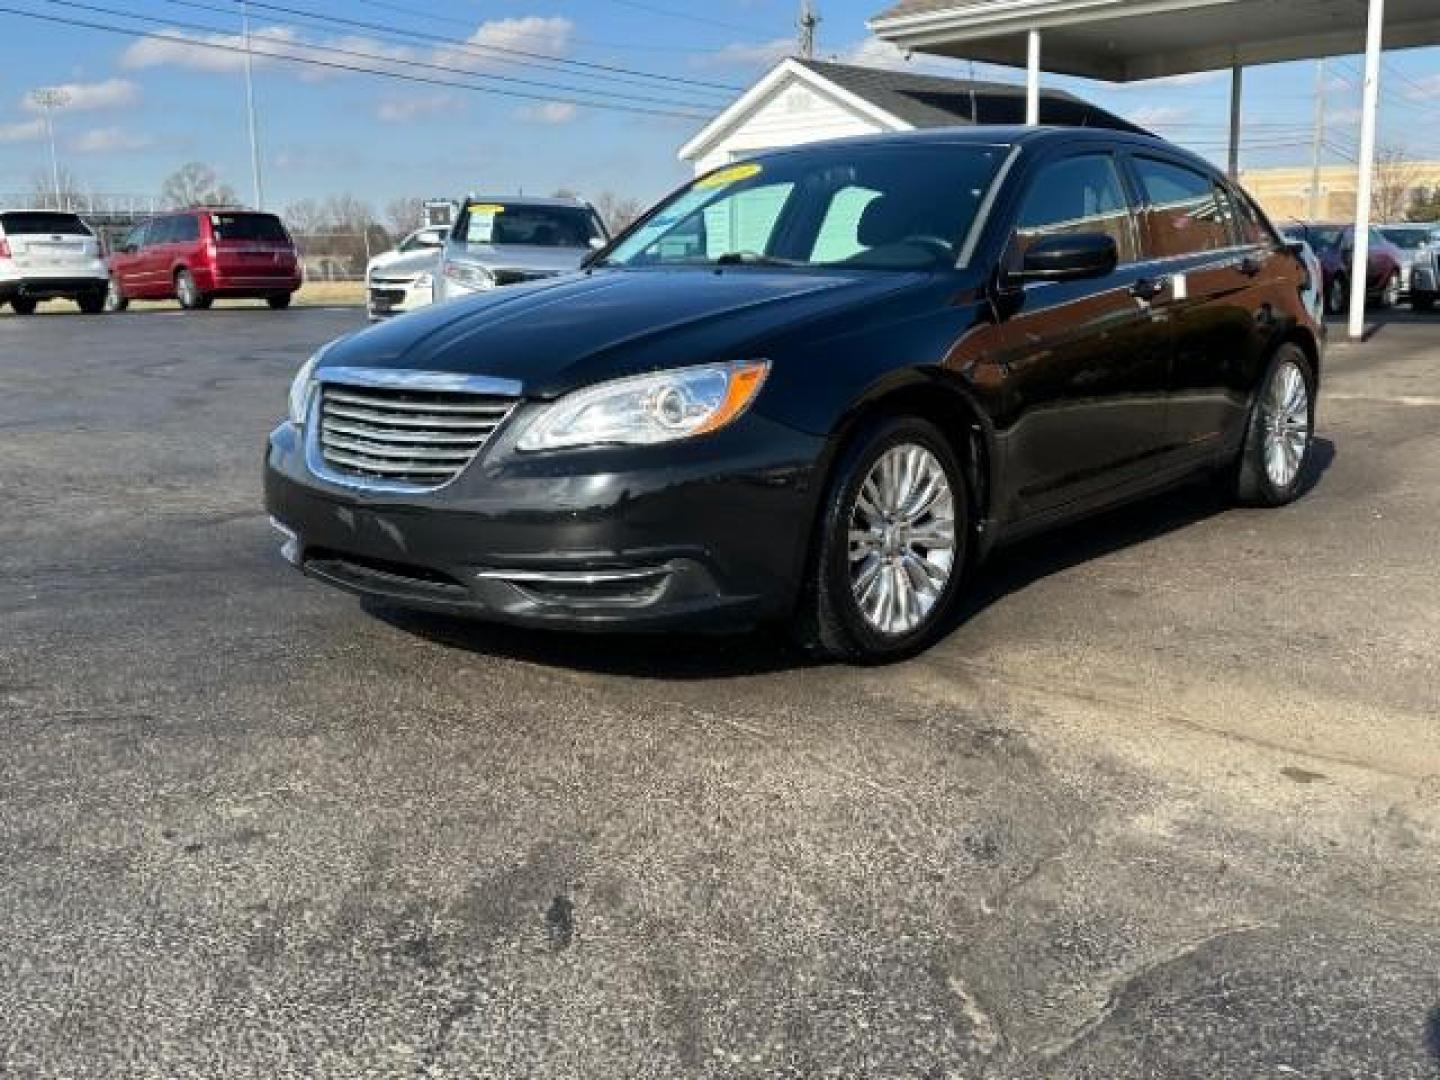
27,166 -> 84,211
1371,146 -> 1423,224
161,162 -> 239,209
551,187 -> 580,200
384,196 -> 426,238
1408,185 -> 1440,223
284,194 -> 386,279
592,190 -> 645,234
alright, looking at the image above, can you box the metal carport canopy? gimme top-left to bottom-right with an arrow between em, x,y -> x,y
870,0 -> 1440,339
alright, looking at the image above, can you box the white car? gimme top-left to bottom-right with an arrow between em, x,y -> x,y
365,225 -> 446,320
0,209 -> 110,314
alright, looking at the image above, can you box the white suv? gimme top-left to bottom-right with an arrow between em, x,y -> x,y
0,209 -> 110,314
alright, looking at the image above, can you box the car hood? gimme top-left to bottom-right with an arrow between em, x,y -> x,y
445,242 -> 592,275
368,249 -> 439,279
321,267 -> 926,399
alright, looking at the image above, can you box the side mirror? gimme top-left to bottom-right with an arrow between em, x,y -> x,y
1015,233 -> 1118,283
588,237 -> 607,251
419,234 -> 444,248
1283,240 -> 1306,258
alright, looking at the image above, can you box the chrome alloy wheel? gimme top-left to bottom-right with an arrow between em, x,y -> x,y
1262,360 -> 1311,489
848,443 -> 957,637
1383,273 -> 1400,307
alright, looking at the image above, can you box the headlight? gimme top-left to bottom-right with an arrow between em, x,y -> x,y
413,271 -> 433,291
517,360 -> 769,452
443,260 -> 494,290
287,342 -> 335,425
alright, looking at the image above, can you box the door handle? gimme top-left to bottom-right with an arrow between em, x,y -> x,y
1129,276 -> 1167,301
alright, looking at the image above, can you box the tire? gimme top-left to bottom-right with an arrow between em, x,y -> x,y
794,416 -> 969,663
175,269 -> 211,310
1413,294 -> 1435,313
267,292 -> 293,310
77,290 -> 105,314
10,296 -> 37,315
1229,344 -> 1316,508
1377,272 -> 1400,310
1324,275 -> 1347,318
104,278 -> 129,312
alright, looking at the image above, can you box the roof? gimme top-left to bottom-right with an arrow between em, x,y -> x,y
869,0 -> 1440,82
461,195 -> 589,209
678,56 -> 1143,163
793,58 -> 1143,132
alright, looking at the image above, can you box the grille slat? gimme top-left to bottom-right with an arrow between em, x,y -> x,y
316,381 -> 516,489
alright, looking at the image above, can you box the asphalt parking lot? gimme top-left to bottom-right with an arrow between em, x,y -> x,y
2,304 -> 1438,1078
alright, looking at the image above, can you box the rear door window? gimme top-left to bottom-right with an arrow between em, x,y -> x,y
1133,157 -> 1235,257
211,213 -> 288,242
148,217 -> 177,246
173,215 -> 200,243
1011,153 -> 1138,265
1,212 -> 92,237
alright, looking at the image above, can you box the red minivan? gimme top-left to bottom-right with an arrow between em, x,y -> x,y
106,208 -> 301,311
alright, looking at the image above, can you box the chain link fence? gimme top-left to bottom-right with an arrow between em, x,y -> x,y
291,232 -> 377,282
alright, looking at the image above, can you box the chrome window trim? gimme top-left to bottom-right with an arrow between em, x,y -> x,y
302,368 -> 521,495
956,144 -> 1021,270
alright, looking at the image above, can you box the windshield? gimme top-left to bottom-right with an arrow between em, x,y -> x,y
604,144 -> 1007,271
453,202 -> 604,248
1304,226 -> 1344,251
1,211 -> 91,237
211,213 -> 289,242
1380,227 -> 1433,250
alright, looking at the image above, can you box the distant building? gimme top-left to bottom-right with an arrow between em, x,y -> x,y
1240,161 -> 1440,223
679,57 -> 1143,174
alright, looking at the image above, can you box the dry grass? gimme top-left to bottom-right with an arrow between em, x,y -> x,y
3,278 -> 364,316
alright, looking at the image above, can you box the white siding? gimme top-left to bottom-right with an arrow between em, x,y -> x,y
690,76 -> 890,174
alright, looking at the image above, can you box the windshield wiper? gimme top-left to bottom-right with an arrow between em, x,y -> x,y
711,251 -> 805,267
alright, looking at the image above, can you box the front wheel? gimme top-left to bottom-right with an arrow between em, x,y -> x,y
266,292 -> 293,310
1325,275 -> 1347,318
1377,272 -> 1400,310
9,296 -> 37,315
77,290 -> 106,314
795,417 -> 968,663
1228,345 -> 1316,507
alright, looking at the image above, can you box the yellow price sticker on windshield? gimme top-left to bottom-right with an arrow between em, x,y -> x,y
696,163 -> 762,189
467,203 -> 506,214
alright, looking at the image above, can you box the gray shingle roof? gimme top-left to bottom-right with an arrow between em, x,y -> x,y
795,58 -> 1145,134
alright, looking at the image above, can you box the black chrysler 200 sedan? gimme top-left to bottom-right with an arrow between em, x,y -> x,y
265,127 -> 1322,662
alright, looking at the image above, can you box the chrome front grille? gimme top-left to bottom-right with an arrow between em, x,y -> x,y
315,381 -> 516,490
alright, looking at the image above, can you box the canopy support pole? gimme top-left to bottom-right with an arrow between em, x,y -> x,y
1228,65 -> 1243,180
1026,30 -> 1041,126
1349,0 -> 1385,341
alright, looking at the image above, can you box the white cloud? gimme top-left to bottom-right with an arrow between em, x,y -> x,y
438,16 -> 575,72
71,126 -> 154,153
517,101 -> 577,124
1127,105 -> 1193,129
1098,70 -> 1225,91
691,38 -> 791,71
376,94 -> 459,122
122,26 -> 304,74
22,78 -> 139,112
1401,73 -> 1440,100
0,118 -> 45,143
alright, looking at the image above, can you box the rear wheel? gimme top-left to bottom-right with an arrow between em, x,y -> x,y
104,278 -> 129,312
175,269 -> 211,310
266,292 -> 293,310
795,416 -> 968,663
10,297 -> 37,315
1229,344 -> 1316,507
77,290 -> 105,314
1413,293 -> 1435,313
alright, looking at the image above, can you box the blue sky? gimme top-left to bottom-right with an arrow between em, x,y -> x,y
1,0 -> 1438,215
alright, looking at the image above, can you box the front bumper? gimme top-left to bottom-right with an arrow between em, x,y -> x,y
367,276 -> 433,320
0,273 -> 108,300
263,412 -> 825,631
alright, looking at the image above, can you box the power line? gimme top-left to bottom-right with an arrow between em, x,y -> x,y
594,0 -> 773,35
149,0 -> 732,104
32,0 -> 725,112
236,0 -> 745,93
2,3 -> 717,119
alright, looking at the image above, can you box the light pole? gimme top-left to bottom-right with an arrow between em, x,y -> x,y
240,0 -> 264,209
29,87 -> 70,209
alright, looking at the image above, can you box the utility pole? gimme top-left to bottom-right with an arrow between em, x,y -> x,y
241,0 -> 265,209
797,0 -> 819,60
1308,58 -> 1326,219
29,87 -> 70,210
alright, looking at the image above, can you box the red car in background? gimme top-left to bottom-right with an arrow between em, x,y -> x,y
106,208 -> 301,311
1280,222 -> 1403,317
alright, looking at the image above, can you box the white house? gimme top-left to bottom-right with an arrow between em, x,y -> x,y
678,57 -> 1141,175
